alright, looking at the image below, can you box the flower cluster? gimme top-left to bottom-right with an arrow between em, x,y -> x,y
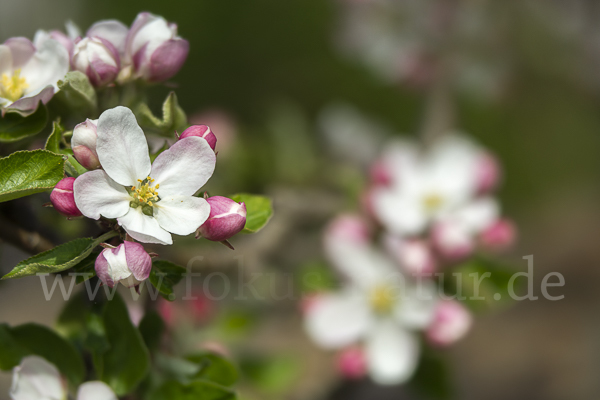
304,134 -> 514,385
0,12 -> 188,113
50,106 -> 247,289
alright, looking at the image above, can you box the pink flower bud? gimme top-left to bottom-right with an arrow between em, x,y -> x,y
179,125 -> 217,151
384,235 -> 436,276
480,218 -> 516,252
325,214 -> 371,246
72,37 -> 120,87
426,300 -> 473,347
431,221 -> 474,261
369,159 -> 392,187
50,177 -> 82,217
196,196 -> 247,242
476,153 -> 501,194
72,119 -> 100,170
126,12 -> 189,82
337,346 -> 367,380
95,242 -> 152,288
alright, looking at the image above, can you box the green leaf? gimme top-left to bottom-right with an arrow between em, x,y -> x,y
149,260 -> 186,301
10,323 -> 85,386
0,102 -> 48,142
150,380 -> 237,400
0,149 -> 65,203
57,71 -> 97,115
138,310 -> 165,353
45,121 -> 64,153
229,194 -> 273,234
135,92 -> 187,136
0,324 -> 27,370
2,231 -> 118,280
409,348 -> 452,400
101,293 -> 150,395
240,355 -> 299,394
187,353 -> 238,387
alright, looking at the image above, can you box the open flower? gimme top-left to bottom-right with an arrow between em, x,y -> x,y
371,135 -> 499,236
11,356 -> 117,400
0,35 -> 69,113
73,106 -> 216,245
305,215 -> 438,385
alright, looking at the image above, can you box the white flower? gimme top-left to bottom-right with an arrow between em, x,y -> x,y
74,106 -> 216,245
0,35 -> 69,112
305,217 -> 438,385
10,356 -> 116,400
371,135 -> 499,238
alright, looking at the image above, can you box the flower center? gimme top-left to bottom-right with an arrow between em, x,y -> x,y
129,176 -> 160,215
369,285 -> 395,314
422,193 -> 443,213
0,69 -> 28,102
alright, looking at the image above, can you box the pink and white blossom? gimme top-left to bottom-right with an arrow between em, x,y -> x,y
72,37 -> 120,87
71,119 -> 100,170
50,177 -> 82,218
196,196 -> 247,242
95,241 -> 152,288
426,300 -> 473,347
73,106 -> 216,245
179,125 -> 217,151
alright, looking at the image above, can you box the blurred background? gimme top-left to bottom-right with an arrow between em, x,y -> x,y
2,0 -> 600,399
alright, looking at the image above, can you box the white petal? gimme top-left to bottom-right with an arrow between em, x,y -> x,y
153,195 -> 210,236
151,137 -> 216,197
20,38 -> 69,95
372,188 -> 427,235
10,356 -> 65,400
103,245 -> 132,282
96,106 -> 151,186
73,170 -> 131,220
87,20 -> 129,55
0,44 -> 13,74
77,381 -> 117,400
365,321 -> 420,385
450,197 -> 499,233
117,207 -> 172,245
395,280 -> 438,329
304,289 -> 372,349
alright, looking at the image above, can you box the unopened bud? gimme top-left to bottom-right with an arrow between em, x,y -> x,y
179,125 -> 216,151
196,196 -> 247,242
426,300 -> 473,347
95,241 -> 152,288
50,177 -> 82,217
72,37 -> 120,87
480,218 -> 516,252
337,346 -> 367,380
72,119 -> 100,170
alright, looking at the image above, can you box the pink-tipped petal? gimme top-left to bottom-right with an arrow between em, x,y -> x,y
179,125 -> 217,151
50,177 -> 82,217
148,38 -> 189,82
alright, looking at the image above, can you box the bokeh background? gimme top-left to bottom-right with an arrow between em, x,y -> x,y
1,0 -> 600,399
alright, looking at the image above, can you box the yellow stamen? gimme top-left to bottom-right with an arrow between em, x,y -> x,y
422,193 -> 444,213
0,69 -> 29,102
131,177 -> 160,206
369,285 -> 395,314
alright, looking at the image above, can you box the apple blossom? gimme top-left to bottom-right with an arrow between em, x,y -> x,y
71,119 -> 100,170
73,106 -> 216,245
0,35 -> 69,112
124,12 -> 189,82
95,241 -> 152,288
72,37 -> 120,87
307,217 -> 438,385
480,218 -> 516,252
338,346 -> 367,379
86,20 -> 129,58
179,125 -> 217,151
50,177 -> 82,218
196,196 -> 247,242
384,235 -> 436,276
426,300 -> 473,347
10,356 -> 117,400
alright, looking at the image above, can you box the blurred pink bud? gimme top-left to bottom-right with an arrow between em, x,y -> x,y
196,196 -> 247,242
426,300 -> 473,347
337,346 -> 367,380
72,37 -> 120,87
300,293 -> 322,315
158,298 -> 176,327
476,153 -> 501,194
369,160 -> 392,187
384,236 -> 436,275
480,218 -> 516,252
126,12 -> 189,82
72,119 -> 100,170
95,242 -> 152,288
50,177 -> 82,217
179,125 -> 217,151
325,214 -> 371,246
431,221 -> 474,261
190,294 -> 214,322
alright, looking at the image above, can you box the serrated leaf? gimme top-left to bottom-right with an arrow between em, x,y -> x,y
150,380 -> 237,400
135,92 -> 187,136
0,149 -> 65,203
101,293 -> 150,395
57,71 -> 97,115
229,193 -> 273,234
149,260 -> 186,301
2,231 -> 118,280
44,121 -> 64,153
188,353 -> 239,387
10,323 -> 85,386
0,102 -> 48,142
